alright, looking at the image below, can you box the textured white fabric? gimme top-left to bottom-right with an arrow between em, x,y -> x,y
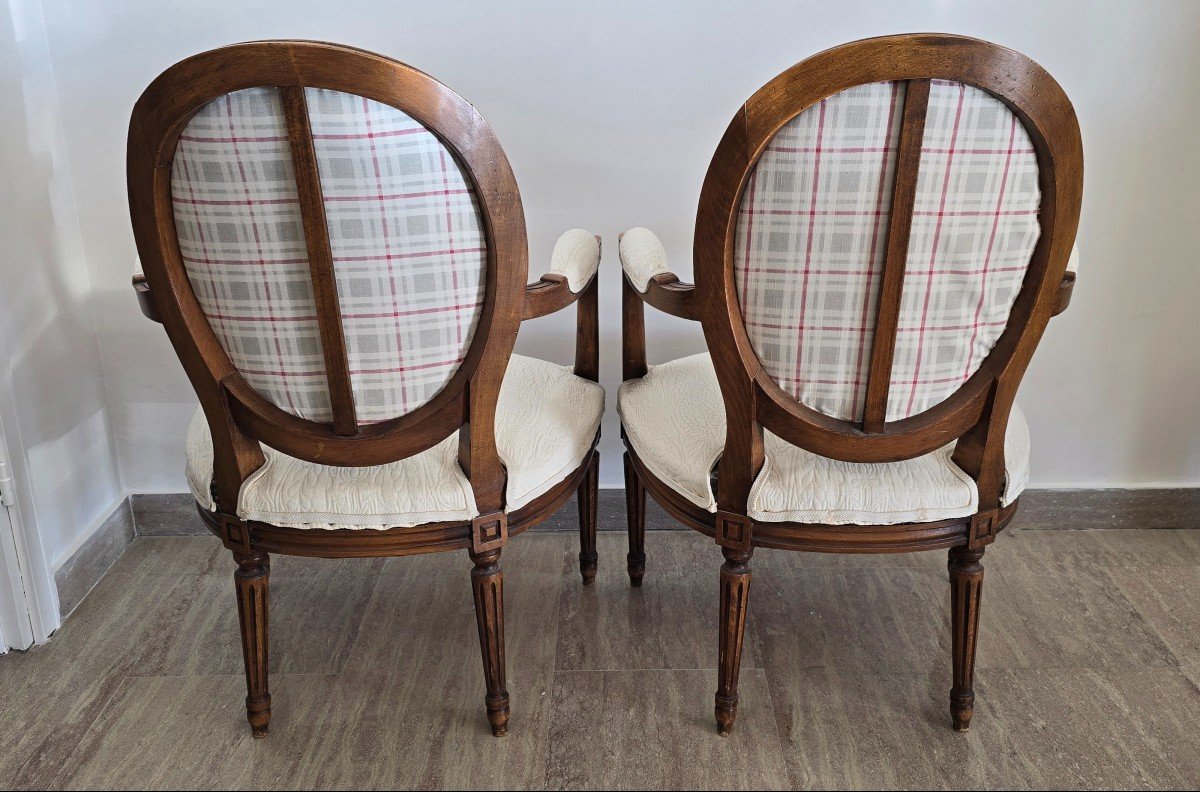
187,355 -> 604,529
619,227 -> 671,291
171,86 -> 487,426
548,229 -> 600,292
733,80 -> 1041,423
618,353 -> 1029,524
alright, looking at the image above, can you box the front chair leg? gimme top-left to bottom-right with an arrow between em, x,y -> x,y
234,550 -> 271,738
470,548 -> 510,736
716,547 -> 752,735
577,452 -> 599,585
623,452 -> 646,586
948,545 -> 985,731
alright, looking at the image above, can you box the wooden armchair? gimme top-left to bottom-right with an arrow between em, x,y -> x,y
128,41 -> 603,738
618,34 -> 1082,734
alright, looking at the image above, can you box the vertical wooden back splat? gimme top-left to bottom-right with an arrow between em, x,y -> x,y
280,86 -> 358,436
861,79 -> 930,434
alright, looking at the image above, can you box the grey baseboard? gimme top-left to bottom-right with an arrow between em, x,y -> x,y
128,488 -> 1200,538
1008,488 -> 1200,530
54,499 -> 136,618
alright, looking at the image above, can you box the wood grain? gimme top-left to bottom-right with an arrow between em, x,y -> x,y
279,86 -> 357,436
860,78 -> 930,434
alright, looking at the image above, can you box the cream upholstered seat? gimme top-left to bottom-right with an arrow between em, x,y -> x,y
187,354 -> 604,529
618,352 -> 1029,525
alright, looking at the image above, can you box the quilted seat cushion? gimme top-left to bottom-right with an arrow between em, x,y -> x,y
186,355 -> 604,529
617,353 -> 1028,525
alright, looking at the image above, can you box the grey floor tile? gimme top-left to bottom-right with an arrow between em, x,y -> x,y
984,667 -> 1200,789
128,556 -> 386,677
1107,563 -> 1200,660
769,668 -> 1041,790
556,532 -> 763,671
545,668 -> 789,791
4,523 -> 1200,790
979,541 -> 1177,670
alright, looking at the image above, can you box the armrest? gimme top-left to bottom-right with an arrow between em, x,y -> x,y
523,229 -> 601,320
1053,245 -> 1080,317
520,229 -> 601,381
620,227 -> 700,381
132,259 -> 162,323
619,227 -> 696,321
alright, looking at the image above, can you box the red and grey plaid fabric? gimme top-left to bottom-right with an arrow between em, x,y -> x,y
890,80 -> 1040,419
734,80 -> 1040,422
171,88 -> 332,420
305,88 -> 485,422
735,82 -> 906,420
170,87 -> 487,424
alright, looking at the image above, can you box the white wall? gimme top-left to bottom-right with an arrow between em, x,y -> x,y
0,0 -> 123,630
30,0 -> 1200,490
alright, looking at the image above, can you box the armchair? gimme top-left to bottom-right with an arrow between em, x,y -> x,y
128,40 -> 603,739
617,34 -> 1083,735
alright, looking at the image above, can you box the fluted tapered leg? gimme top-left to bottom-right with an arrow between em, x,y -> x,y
577,452 -> 599,586
716,547 -> 752,735
234,551 -> 271,738
623,452 -> 646,586
470,548 -> 509,736
949,545 -> 985,731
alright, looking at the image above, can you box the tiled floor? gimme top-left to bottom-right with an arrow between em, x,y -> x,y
2,496 -> 1199,789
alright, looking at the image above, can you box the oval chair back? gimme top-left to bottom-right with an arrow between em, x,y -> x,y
128,41 -> 528,518
693,34 -> 1082,517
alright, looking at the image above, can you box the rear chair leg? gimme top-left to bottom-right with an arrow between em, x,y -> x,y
234,550 -> 271,738
577,452 -> 599,585
948,545 -> 985,731
716,547 -> 752,735
623,452 -> 646,586
470,548 -> 510,736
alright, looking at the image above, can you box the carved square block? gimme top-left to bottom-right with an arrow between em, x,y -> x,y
715,510 -> 752,552
969,510 -> 1000,547
471,511 -> 508,554
218,513 -> 253,553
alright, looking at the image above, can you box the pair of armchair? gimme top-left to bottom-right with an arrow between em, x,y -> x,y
130,34 -> 1081,739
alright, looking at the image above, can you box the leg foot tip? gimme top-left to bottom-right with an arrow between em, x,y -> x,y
716,721 -> 735,736
580,568 -> 597,586
251,725 -> 269,739
629,576 -> 644,587
486,698 -> 510,738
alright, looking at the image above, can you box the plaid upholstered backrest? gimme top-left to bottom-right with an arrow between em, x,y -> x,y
734,79 -> 1040,422
171,87 -> 486,424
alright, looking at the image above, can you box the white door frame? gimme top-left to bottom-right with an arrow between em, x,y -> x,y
0,375 -> 59,648
0,470 -> 35,650
0,417 -> 36,650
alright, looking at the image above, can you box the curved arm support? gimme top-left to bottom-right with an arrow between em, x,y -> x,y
523,229 -> 601,320
521,229 -> 601,382
619,227 -> 697,321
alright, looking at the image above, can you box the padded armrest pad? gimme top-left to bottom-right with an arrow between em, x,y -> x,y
619,227 -> 671,292
547,229 -> 601,293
